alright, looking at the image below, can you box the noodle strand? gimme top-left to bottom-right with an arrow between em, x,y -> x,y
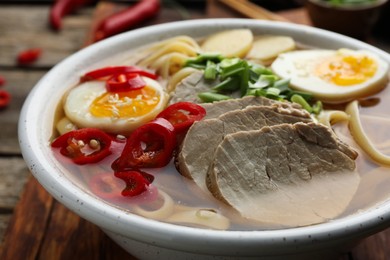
346,101 -> 390,167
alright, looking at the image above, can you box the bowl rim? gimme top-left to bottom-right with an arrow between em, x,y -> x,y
18,18 -> 390,255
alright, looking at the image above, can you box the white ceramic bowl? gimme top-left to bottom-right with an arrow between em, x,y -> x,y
18,19 -> 390,259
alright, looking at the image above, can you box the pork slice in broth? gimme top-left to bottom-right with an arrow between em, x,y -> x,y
201,96 -> 277,119
208,122 -> 359,227
176,103 -> 312,194
169,71 -> 215,104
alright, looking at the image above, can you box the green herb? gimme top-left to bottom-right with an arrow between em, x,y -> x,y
212,76 -> 240,92
185,53 -> 224,69
204,60 -> 218,80
185,54 -> 322,114
312,100 -> 323,115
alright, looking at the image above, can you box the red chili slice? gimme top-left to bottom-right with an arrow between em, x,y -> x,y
89,172 -> 124,200
156,102 -> 206,134
112,118 -> 176,170
0,90 -> 11,109
51,128 -> 112,165
114,170 -> 154,197
0,75 -> 5,86
80,66 -> 158,82
106,73 -> 146,92
17,48 -> 42,65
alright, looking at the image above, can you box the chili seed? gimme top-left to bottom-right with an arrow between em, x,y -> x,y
77,140 -> 85,147
89,139 -> 100,149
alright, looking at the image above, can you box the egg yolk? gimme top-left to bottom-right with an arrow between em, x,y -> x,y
89,86 -> 160,118
316,54 -> 377,86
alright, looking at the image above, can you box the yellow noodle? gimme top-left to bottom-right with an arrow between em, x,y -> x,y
167,67 -> 198,93
147,36 -> 201,51
165,208 -> 230,230
151,53 -> 189,79
138,42 -> 198,67
132,190 -> 174,220
346,101 -> 390,166
317,110 -> 350,128
56,116 -> 77,135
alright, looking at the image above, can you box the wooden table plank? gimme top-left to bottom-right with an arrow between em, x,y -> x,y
0,70 -> 46,155
350,229 -> 390,260
0,177 -> 54,260
0,157 -> 30,210
0,5 -> 91,68
38,201 -> 133,259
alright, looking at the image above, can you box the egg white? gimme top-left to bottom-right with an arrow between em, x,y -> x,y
64,77 -> 168,135
271,49 -> 389,103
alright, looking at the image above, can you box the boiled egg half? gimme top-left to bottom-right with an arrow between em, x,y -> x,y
64,77 -> 168,135
271,49 -> 389,103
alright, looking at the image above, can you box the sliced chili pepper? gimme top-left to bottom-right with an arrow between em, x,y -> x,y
106,73 -> 146,92
93,0 -> 161,42
0,75 -> 5,87
0,90 -> 11,109
112,118 -> 176,170
115,170 -> 154,197
17,48 -> 42,65
156,102 -> 206,134
49,0 -> 93,31
89,172 -> 124,200
80,66 -> 157,82
51,128 -> 112,165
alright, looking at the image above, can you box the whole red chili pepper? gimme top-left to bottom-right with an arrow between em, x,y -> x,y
51,128 -> 113,165
94,0 -> 161,42
49,0 -> 93,30
17,48 -> 42,65
0,75 -> 5,87
112,118 -> 176,170
0,90 -> 11,109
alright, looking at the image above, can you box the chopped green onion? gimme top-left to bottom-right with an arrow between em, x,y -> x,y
240,61 -> 250,97
291,94 -> 313,113
220,59 -> 246,79
312,100 -> 323,115
198,92 -> 231,103
185,63 -> 207,70
272,78 -> 290,91
250,63 -> 274,76
288,91 -> 313,102
204,60 -> 218,80
219,58 -> 241,69
266,87 -> 281,97
212,77 -> 240,92
254,88 -> 267,97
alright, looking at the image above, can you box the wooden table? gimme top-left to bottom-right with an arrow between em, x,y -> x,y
0,1 -> 389,259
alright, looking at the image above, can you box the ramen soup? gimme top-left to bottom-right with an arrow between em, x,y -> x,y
50,29 -> 390,231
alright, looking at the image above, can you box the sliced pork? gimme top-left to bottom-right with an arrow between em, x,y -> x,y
201,96 -> 277,119
176,103 -> 312,193
169,71 -> 216,104
207,122 -> 359,227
